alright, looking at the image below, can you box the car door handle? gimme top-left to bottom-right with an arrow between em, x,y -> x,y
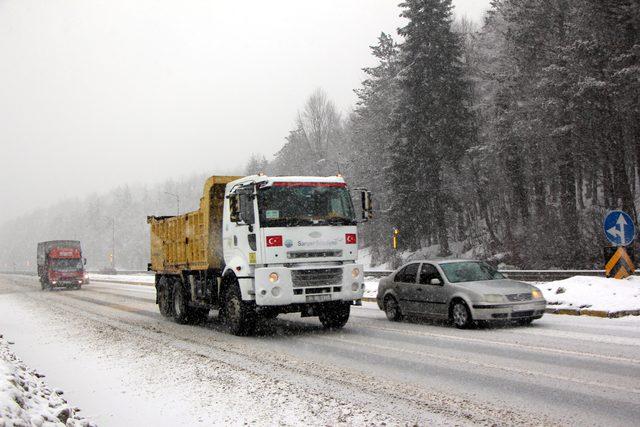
417,288 -> 423,291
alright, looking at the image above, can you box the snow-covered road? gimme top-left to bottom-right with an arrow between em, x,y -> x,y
1,274 -> 640,426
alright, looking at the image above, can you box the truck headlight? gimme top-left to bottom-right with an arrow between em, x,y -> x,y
268,272 -> 279,283
532,289 -> 542,299
483,294 -> 505,303
351,268 -> 360,278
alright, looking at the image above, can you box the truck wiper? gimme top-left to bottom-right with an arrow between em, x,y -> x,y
323,217 -> 357,225
267,217 -> 315,226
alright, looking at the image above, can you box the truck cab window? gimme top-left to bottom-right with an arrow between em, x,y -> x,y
258,184 -> 356,227
239,193 -> 255,225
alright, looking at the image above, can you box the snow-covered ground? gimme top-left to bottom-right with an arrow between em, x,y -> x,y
538,275 -> 640,313
0,336 -> 93,427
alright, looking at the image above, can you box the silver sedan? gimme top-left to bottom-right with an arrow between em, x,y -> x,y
376,260 -> 546,328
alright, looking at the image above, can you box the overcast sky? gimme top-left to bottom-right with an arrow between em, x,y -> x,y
0,0 -> 491,224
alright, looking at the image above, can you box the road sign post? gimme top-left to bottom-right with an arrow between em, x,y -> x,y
392,228 -> 399,250
603,210 -> 636,279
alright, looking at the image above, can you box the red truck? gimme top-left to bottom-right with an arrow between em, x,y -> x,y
37,240 -> 87,290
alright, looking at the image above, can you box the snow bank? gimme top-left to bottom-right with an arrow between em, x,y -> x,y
88,273 -> 153,285
540,275 -> 640,313
0,337 -> 94,426
364,274 -> 640,316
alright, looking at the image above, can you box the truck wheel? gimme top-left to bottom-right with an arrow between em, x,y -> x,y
172,283 -> 190,324
223,284 -> 256,336
319,302 -> 350,329
157,277 -> 173,318
190,308 -> 210,324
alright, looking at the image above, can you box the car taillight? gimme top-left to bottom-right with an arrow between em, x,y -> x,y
266,236 -> 283,247
345,233 -> 357,244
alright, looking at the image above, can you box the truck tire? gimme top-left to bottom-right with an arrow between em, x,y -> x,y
319,302 -> 350,329
223,283 -> 256,336
157,277 -> 173,318
190,308 -> 210,324
172,282 -> 190,324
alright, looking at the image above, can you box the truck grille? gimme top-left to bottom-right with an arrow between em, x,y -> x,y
287,250 -> 343,259
506,293 -> 532,302
291,268 -> 343,288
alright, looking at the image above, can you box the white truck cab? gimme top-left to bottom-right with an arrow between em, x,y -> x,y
223,175 -> 371,328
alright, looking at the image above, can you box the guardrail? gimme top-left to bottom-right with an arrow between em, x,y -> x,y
0,269 -> 617,282
363,270 -> 611,282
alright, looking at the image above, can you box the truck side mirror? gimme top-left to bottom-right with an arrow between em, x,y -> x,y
229,194 -> 241,223
360,190 -> 373,221
239,193 -> 255,226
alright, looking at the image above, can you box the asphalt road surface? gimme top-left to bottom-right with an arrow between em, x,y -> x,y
1,274 -> 639,426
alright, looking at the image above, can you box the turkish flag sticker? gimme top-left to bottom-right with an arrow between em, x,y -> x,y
345,233 -> 357,244
266,235 -> 283,247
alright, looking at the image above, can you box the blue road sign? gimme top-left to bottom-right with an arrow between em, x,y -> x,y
604,210 -> 635,246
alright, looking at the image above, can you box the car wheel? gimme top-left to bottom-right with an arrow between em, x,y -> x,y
384,295 -> 403,321
451,300 -> 472,329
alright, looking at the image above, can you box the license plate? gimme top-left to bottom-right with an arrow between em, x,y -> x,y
306,294 -> 331,303
513,303 -> 540,311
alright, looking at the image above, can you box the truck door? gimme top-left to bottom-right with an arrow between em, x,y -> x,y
225,185 -> 257,270
418,263 -> 448,318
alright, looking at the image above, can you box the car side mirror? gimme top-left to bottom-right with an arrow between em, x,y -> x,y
83,258 -> 87,266
430,278 -> 442,286
228,194 -> 240,223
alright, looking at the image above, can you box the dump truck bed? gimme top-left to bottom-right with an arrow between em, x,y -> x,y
148,176 -> 240,273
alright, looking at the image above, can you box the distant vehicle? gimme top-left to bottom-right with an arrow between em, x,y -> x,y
147,174 -> 372,335
376,260 -> 546,328
37,240 -> 87,290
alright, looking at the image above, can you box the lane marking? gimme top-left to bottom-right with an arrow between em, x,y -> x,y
311,335 -> 640,395
355,324 -> 640,365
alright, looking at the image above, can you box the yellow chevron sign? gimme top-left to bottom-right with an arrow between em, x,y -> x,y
605,247 -> 635,279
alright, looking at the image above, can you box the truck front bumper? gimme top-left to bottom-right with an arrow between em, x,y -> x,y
253,264 -> 365,306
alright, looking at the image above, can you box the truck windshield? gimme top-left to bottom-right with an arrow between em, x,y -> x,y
51,259 -> 83,271
258,184 -> 356,227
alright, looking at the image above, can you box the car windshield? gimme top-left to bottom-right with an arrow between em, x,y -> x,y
439,261 -> 504,283
257,183 -> 356,227
51,259 -> 83,271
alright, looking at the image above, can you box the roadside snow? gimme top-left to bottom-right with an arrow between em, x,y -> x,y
88,273 -> 153,285
539,275 -> 640,313
0,336 -> 94,427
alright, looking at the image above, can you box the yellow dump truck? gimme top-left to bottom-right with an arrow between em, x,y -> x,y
148,174 -> 372,335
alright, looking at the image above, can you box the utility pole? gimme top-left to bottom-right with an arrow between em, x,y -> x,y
164,192 -> 180,216
111,217 -> 115,271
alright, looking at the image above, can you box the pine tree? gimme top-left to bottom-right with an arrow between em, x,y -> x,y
393,0 -> 475,255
